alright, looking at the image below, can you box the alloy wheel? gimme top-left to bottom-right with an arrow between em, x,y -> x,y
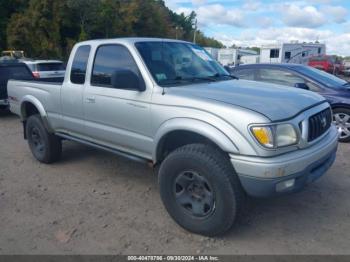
333,112 -> 350,140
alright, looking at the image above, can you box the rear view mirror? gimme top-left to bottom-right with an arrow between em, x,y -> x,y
111,69 -> 145,91
294,83 -> 309,90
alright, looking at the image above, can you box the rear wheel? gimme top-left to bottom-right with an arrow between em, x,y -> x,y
333,108 -> 350,142
26,115 -> 62,163
158,143 -> 244,236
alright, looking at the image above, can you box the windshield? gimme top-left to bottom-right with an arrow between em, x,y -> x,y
294,65 -> 348,88
135,41 -> 229,86
37,63 -> 65,71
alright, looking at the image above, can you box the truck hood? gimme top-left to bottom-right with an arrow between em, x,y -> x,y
168,79 -> 326,121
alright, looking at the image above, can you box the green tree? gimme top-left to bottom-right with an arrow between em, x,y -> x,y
7,0 -> 70,58
4,0 -> 224,58
196,31 -> 224,48
127,0 -> 173,37
66,0 -> 97,41
0,0 -> 28,52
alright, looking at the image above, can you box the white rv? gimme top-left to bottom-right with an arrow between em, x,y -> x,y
217,48 -> 257,66
260,42 -> 326,64
240,55 -> 260,65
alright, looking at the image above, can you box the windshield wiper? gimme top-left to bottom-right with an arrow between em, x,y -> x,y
182,74 -> 238,82
159,74 -> 234,86
189,76 -> 217,82
172,76 -> 217,83
211,73 -> 239,80
158,77 -> 192,86
159,77 -> 214,86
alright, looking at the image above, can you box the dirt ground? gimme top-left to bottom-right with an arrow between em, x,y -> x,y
0,111 -> 350,255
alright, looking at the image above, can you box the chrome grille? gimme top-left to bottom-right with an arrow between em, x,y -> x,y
308,108 -> 332,142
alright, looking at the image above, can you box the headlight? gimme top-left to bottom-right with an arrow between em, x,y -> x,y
251,124 -> 298,148
275,124 -> 298,147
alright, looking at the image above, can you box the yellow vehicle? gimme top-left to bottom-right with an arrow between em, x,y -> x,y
1,50 -> 25,59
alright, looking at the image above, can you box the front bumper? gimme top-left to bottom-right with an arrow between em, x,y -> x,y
230,126 -> 338,197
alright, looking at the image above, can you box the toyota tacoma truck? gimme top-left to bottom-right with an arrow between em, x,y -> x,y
8,38 -> 338,236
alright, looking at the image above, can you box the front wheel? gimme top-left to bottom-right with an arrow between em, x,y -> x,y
158,144 -> 244,236
333,108 -> 350,142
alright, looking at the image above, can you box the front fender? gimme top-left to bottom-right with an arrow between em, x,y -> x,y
153,118 -> 240,162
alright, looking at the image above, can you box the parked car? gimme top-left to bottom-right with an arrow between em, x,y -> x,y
23,60 -> 65,79
0,62 -> 34,110
8,38 -> 338,236
342,61 -> 350,76
308,55 -> 343,75
231,63 -> 350,142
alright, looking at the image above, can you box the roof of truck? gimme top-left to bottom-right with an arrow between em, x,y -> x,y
78,37 -> 190,45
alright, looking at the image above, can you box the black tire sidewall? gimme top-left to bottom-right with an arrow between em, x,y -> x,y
159,145 -> 237,236
26,115 -> 51,162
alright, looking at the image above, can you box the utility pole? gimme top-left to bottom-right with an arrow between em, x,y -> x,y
175,26 -> 183,40
193,19 -> 197,44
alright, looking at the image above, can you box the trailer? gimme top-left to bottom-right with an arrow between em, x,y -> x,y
240,55 -> 260,65
216,48 -> 257,66
260,42 -> 326,64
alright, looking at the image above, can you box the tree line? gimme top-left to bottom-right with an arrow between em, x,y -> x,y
0,0 -> 224,60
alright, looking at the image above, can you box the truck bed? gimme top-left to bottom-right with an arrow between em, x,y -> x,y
7,79 -> 63,118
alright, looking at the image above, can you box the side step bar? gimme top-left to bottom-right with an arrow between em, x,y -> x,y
56,132 -> 150,164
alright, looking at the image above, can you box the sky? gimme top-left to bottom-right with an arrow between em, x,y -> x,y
164,0 -> 350,56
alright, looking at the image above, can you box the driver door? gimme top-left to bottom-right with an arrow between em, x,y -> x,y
83,44 -> 153,157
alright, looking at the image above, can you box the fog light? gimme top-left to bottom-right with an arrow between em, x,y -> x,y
276,179 -> 295,192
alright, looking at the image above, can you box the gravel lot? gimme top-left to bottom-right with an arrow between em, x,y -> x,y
0,111 -> 350,255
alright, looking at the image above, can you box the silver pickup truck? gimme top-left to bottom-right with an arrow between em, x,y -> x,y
8,38 -> 338,236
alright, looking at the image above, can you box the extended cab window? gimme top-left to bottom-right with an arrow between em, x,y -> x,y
91,45 -> 141,89
70,45 -> 91,84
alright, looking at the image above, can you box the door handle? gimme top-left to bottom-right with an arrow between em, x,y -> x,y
86,97 -> 96,103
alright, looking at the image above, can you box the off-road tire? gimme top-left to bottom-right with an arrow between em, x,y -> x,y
158,143 -> 245,236
26,114 -> 62,163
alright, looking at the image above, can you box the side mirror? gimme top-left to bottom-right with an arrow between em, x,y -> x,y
294,83 -> 309,90
111,69 -> 145,91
